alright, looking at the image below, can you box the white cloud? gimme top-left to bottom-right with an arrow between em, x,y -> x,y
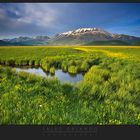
0,3 -> 68,37
0,8 -> 7,19
15,4 -> 60,27
0,3 -> 62,28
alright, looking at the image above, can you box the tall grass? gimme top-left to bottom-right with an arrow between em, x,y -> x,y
0,46 -> 140,124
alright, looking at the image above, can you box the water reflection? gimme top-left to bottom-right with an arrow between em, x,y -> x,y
15,67 -> 83,83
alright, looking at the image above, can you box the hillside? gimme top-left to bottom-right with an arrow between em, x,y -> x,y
1,28 -> 140,46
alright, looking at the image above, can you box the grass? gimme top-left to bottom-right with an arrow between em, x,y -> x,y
0,45 -> 140,124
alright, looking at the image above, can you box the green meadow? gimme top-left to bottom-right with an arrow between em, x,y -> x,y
0,46 -> 140,124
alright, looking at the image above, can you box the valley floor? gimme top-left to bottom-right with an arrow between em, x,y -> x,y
0,46 -> 140,124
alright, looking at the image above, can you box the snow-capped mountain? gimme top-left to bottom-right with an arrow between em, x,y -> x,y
59,28 -> 112,36
1,28 -> 140,46
48,28 -> 140,45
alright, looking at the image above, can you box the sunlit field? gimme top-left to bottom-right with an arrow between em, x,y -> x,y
0,46 -> 140,124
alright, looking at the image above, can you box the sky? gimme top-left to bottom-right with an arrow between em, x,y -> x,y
0,3 -> 140,39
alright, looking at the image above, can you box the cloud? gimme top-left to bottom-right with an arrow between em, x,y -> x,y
0,3 -> 64,38
0,3 -> 140,38
16,4 -> 60,27
0,8 -> 6,19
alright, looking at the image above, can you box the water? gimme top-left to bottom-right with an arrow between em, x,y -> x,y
15,67 -> 83,83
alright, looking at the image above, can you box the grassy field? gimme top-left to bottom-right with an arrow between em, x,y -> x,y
0,46 -> 140,124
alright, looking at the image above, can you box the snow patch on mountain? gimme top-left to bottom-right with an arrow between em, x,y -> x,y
59,28 -> 112,36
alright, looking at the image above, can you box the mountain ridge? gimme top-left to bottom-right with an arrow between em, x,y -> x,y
1,28 -> 140,46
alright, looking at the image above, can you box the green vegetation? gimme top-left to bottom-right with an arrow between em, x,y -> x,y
50,67 -> 55,75
80,61 -> 90,72
85,40 -> 130,46
68,66 -> 78,74
0,46 -> 140,124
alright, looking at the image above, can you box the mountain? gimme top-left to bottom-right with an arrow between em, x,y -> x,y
48,28 -> 140,45
35,36 -> 50,41
1,28 -> 140,46
1,36 -> 50,46
0,40 -> 11,46
0,40 -> 23,46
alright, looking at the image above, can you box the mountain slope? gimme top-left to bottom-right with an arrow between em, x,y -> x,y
48,28 -> 140,45
1,36 -> 50,46
0,40 -> 11,46
0,40 -> 24,46
1,28 -> 140,46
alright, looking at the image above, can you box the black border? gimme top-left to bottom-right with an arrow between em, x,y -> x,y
0,0 -> 140,139
0,125 -> 140,139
